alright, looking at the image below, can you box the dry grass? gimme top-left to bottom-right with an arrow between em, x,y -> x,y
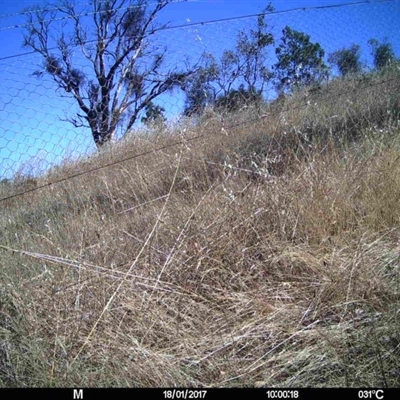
0,65 -> 400,387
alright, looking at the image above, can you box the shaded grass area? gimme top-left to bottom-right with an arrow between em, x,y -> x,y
0,65 -> 400,387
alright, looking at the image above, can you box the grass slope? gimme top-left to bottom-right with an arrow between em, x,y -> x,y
1,65 -> 400,387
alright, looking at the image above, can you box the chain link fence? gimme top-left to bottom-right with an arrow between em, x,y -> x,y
0,0 -> 399,184
2,2 -> 400,389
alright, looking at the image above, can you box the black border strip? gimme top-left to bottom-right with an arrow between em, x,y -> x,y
0,388 -> 399,400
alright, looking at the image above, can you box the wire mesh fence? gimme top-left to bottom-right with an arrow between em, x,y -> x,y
2,3 -> 400,388
0,0 -> 399,188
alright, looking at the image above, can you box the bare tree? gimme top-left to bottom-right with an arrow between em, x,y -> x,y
23,0 -> 194,148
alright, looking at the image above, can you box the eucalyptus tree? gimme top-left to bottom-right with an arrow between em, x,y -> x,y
23,0 -> 195,148
274,26 -> 329,94
368,38 -> 396,70
183,4 -> 275,116
328,44 -> 363,77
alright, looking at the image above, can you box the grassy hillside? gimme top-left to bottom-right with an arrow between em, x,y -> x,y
1,64 -> 400,387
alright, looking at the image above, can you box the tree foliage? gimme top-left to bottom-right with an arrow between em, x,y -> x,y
141,101 -> 166,127
328,44 -> 363,77
214,84 -> 264,112
23,0 -> 194,148
274,26 -> 329,94
182,5 -> 275,116
220,5 -> 274,95
368,38 -> 396,70
182,54 -> 219,117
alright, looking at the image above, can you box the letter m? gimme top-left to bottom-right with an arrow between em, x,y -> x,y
73,389 -> 83,399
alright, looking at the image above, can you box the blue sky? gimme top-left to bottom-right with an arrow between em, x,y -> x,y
0,0 -> 399,179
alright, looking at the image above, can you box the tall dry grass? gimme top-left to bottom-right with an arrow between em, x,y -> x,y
0,64 -> 399,387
